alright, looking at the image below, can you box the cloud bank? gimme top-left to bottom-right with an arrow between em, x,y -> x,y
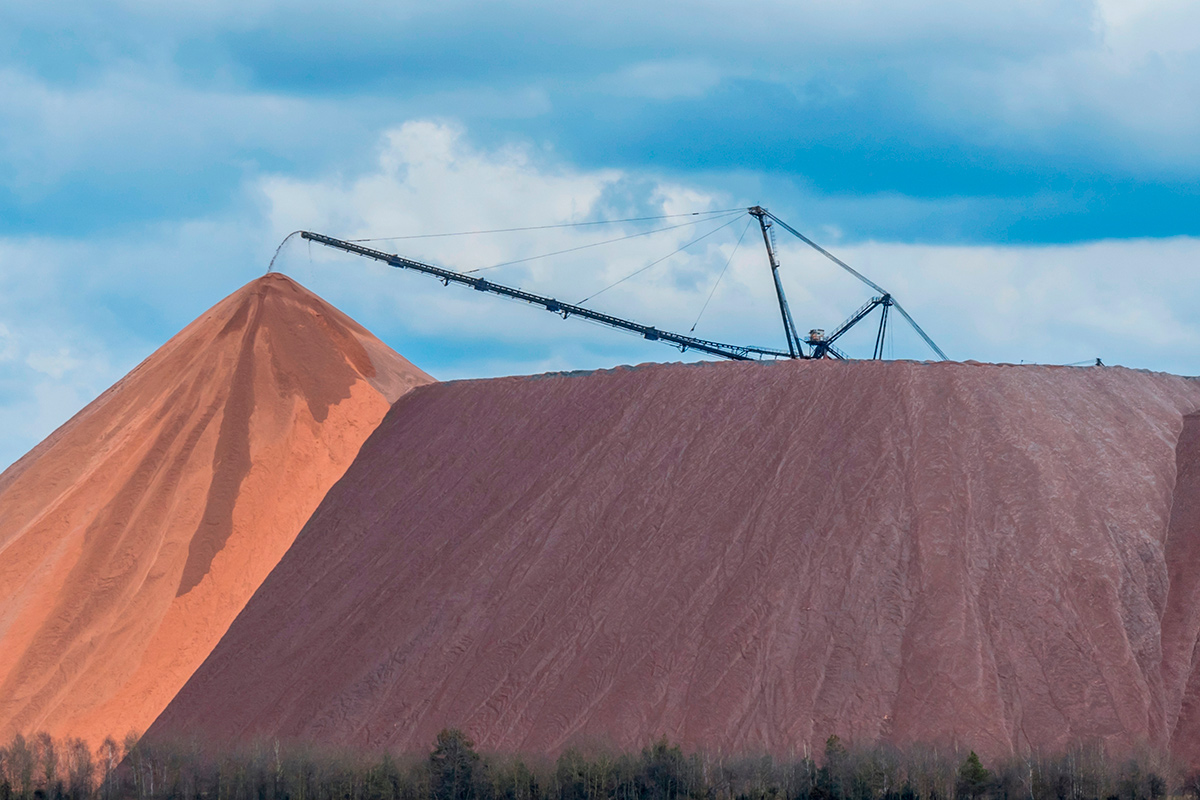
1,1 -> 1198,469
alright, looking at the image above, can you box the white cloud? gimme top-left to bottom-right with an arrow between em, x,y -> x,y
263,120 -> 1200,376
25,348 -> 83,379
0,323 -> 16,363
261,120 -> 767,347
0,302 -> 122,470
0,67 -> 371,196
0,216 -> 276,472
2,118 -> 1199,475
821,237 -> 1200,368
1,0 -> 1198,211
596,60 -> 726,100
1096,0 -> 1200,57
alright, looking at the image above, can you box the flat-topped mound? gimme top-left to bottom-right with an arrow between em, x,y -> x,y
150,360 -> 1200,761
0,273 -> 432,745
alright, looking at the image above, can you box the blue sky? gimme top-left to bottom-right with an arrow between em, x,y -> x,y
2,0 -> 1199,469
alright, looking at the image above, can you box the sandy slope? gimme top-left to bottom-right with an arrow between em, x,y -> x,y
149,359 -> 1200,761
0,273 -> 432,745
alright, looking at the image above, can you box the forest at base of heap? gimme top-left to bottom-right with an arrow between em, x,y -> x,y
0,729 -> 1190,800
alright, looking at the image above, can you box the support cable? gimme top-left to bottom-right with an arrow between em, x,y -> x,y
764,211 -> 887,295
692,218 -> 753,332
465,210 -> 743,275
349,208 -> 745,243
298,231 -> 793,361
287,203 -> 952,362
890,299 -> 948,360
577,214 -> 745,305
763,209 -> 948,361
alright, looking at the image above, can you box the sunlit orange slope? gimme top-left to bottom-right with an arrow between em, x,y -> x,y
0,272 -> 432,746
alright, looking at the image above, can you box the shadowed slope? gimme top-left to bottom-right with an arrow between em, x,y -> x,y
1166,414 -> 1200,762
0,273 -> 432,745
149,360 -> 1200,761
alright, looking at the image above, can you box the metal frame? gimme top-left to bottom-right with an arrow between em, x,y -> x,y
299,205 -> 948,363
300,232 -> 792,361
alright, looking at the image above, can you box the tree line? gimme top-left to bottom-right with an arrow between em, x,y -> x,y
0,729 -> 1193,800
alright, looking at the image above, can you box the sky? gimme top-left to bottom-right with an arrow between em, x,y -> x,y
1,0 -> 1199,470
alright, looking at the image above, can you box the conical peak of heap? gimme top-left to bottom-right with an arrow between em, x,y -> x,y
0,272 -> 432,747
172,271 -> 430,406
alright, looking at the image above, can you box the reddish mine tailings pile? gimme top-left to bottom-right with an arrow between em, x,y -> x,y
0,273 -> 432,746
149,360 -> 1200,762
